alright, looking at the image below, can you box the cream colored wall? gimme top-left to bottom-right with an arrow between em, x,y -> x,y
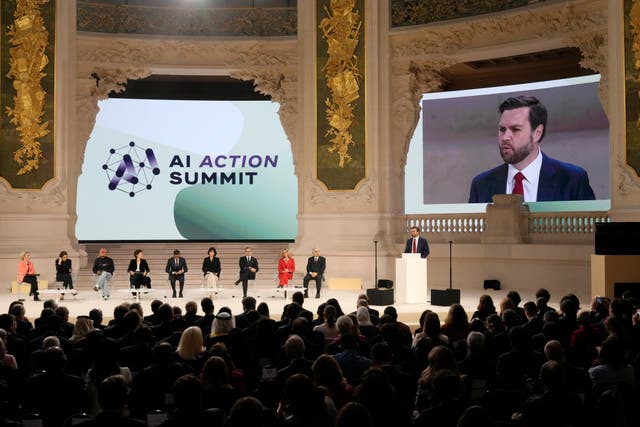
0,0 -> 632,303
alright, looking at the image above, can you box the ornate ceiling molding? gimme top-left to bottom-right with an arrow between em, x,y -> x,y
390,0 -> 607,58
77,36 -> 297,69
390,59 -> 458,170
572,31 -> 609,112
615,157 -> 640,197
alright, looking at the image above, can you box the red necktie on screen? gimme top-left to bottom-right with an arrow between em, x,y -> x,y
412,238 -> 417,253
512,172 -> 525,196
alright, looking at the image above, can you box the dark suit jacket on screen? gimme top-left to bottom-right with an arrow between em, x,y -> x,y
404,237 -> 430,258
468,152 -> 596,203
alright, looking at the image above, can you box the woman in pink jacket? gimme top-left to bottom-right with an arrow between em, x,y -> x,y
18,251 -> 40,301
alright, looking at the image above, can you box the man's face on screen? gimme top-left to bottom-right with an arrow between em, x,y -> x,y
498,107 -> 541,169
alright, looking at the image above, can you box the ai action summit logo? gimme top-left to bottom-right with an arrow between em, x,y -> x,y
102,141 -> 160,197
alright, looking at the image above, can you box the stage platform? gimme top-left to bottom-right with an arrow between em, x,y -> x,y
2,283 -> 572,330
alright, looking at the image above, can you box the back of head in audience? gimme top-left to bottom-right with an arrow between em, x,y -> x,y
229,396 -> 266,427
337,401 -> 373,427
285,335 -> 305,360
201,297 -> 214,315
536,288 -> 551,303
97,375 -> 128,413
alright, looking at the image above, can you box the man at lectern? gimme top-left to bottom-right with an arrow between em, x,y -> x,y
404,226 -> 430,258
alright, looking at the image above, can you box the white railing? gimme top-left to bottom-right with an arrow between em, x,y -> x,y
406,214 -> 485,243
528,212 -> 610,234
406,211 -> 610,244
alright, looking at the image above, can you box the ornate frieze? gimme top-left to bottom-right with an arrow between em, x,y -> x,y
77,1 -> 296,37
390,0 -> 549,27
308,175 -> 375,208
390,1 -> 607,58
77,38 -> 296,68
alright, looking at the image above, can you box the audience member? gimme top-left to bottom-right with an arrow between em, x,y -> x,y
472,295 -> 497,321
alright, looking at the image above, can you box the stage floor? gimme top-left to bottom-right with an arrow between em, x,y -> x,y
4,285 -> 576,329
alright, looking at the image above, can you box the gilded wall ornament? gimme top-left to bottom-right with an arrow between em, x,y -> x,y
319,0 -> 362,169
5,0 -> 50,175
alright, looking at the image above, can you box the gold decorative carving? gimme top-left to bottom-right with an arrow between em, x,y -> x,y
5,0 -> 51,175
319,0 -> 362,168
630,0 -> 640,129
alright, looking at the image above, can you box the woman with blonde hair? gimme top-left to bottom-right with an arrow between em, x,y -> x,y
177,325 -> 207,374
278,248 -> 295,288
70,316 -> 94,344
18,251 -> 39,301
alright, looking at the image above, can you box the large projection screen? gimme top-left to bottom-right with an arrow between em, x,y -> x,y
76,98 -> 297,241
405,75 -> 610,214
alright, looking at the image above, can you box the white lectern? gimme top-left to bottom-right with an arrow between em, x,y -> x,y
395,253 -> 428,303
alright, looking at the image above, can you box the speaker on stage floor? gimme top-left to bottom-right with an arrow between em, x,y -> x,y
483,279 -> 501,290
367,288 -> 394,306
431,288 -> 460,306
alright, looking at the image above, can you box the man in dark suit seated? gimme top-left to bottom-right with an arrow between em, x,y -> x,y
165,249 -> 188,298
234,247 -> 259,298
302,248 -> 326,299
469,95 -> 595,203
